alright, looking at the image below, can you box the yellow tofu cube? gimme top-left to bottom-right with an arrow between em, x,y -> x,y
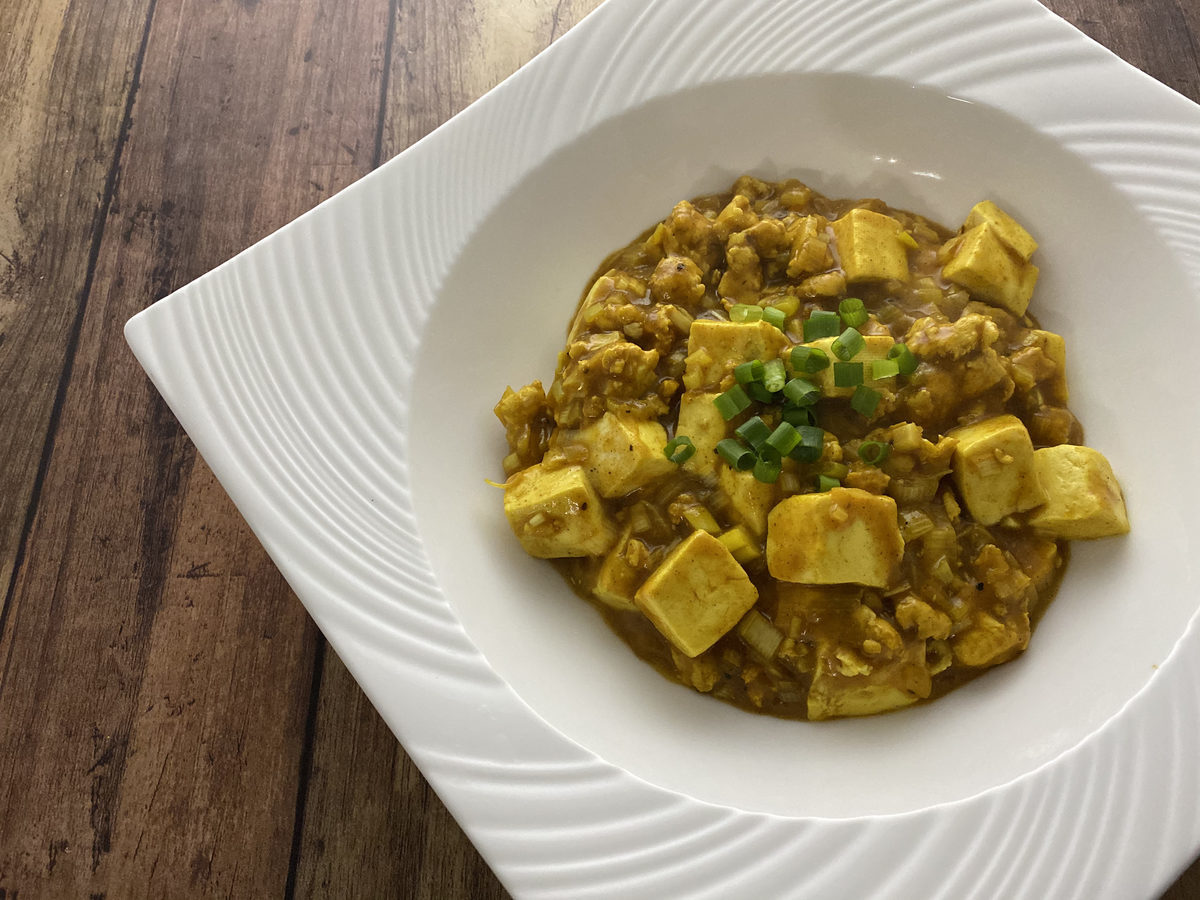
592,528 -> 641,612
676,391 -> 727,479
942,223 -> 1039,316
503,464 -> 614,558
952,610 -> 1029,667
795,333 -> 895,398
829,208 -> 912,283
766,488 -> 904,588
718,465 -> 776,538
1026,444 -> 1129,539
807,635 -> 929,720
949,415 -> 1046,525
963,200 -> 1038,261
577,413 -> 676,498
683,320 -> 788,390
634,531 -> 759,657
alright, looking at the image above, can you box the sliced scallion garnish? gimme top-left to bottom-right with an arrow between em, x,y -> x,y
790,345 -> 830,373
833,361 -> 864,388
851,384 -> 882,417
832,327 -> 865,361
735,415 -> 772,450
887,342 -> 918,375
763,358 -> 787,393
714,384 -> 752,420
783,377 -> 820,406
663,435 -> 696,464
838,297 -> 868,328
789,425 -> 824,463
857,440 -> 890,466
803,309 -> 841,341
716,438 -> 756,470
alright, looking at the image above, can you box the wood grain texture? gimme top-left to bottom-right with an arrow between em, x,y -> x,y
0,0 -> 152,625
0,0 -> 388,895
0,0 -> 1196,898
290,3 -> 603,897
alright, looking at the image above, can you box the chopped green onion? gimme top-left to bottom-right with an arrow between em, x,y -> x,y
790,345 -> 830,373
857,440 -> 891,466
762,306 -> 786,330
789,425 -> 825,463
763,358 -> 787,393
735,415 -> 771,450
887,342 -> 918,375
816,474 -> 841,492
783,377 -> 821,406
832,327 -> 865,361
803,309 -> 841,341
871,358 -> 901,380
731,303 -> 763,323
663,435 -> 696,464
819,460 -> 850,479
833,361 -> 864,387
851,384 -> 882,417
765,422 -> 801,456
716,438 -> 756,470
838,297 -> 868,328
753,455 -> 782,484
714,384 -> 752,420
782,405 -> 815,427
734,359 -> 765,385
746,382 -> 775,403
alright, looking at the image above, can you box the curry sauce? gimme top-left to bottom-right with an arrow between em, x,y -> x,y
497,175 -> 1128,720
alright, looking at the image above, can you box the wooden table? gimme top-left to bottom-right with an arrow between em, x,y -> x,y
1,1 -> 1195,896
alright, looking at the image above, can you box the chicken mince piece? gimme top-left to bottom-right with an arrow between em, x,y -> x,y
496,175 -> 1129,721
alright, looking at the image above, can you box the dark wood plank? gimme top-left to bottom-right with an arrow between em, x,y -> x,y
288,3 -> 603,898
0,0 -> 390,895
0,0 -> 152,624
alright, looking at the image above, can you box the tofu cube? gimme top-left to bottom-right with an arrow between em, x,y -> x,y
796,333 -> 895,398
952,610 -> 1029,667
683,320 -> 788,390
504,464 -> 614,558
578,412 -> 676,498
766,488 -> 904,588
676,391 -> 727,478
949,415 -> 1046,525
829,208 -> 912,283
592,527 -> 641,612
634,531 -> 759,657
962,200 -> 1038,261
807,634 -> 929,720
1026,444 -> 1129,539
718,465 -> 776,538
942,223 -> 1039,316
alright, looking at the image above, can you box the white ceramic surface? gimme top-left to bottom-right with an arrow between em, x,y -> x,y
125,0 -> 1200,896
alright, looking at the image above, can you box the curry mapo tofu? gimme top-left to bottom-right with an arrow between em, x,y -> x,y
496,175 -> 1128,721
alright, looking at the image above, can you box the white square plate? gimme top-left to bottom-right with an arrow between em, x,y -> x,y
126,0 -> 1200,896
